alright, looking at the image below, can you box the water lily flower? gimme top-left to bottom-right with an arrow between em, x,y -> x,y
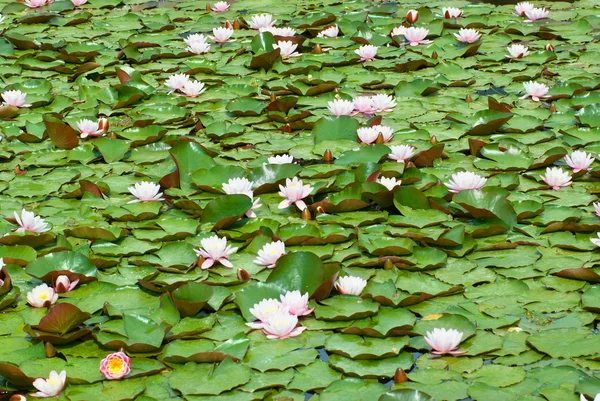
195,235 -> 238,269
388,144 -> 416,163
406,9 -> 418,23
541,167 -> 572,190
71,0 -> 87,5
591,233 -> 600,247
593,202 -> 600,217
0,259 -> 4,286
100,351 -> 131,380
515,2 -> 534,16
14,209 -> 50,233
128,181 -> 164,203
210,27 -> 234,43
454,28 -> 481,43
378,177 -> 401,191
352,96 -> 375,115
317,25 -> 339,38
506,44 -> 530,59
564,151 -> 594,173
372,125 -> 394,142
402,27 -> 431,46
371,94 -> 396,112
525,7 -> 549,21
249,14 -> 276,30
545,43 -> 554,51
424,328 -> 465,355
165,73 -> 190,93
327,99 -> 355,116
445,171 -> 487,193
443,7 -> 463,18
335,276 -> 367,296
263,27 -> 296,37
77,119 -> 104,138
278,177 -> 313,211
54,275 -> 79,293
254,240 -> 286,268
1,90 -> 31,108
25,0 -> 47,8
357,127 -> 379,144
580,394 -> 600,401
274,40 -> 300,59
211,1 -> 229,12
355,44 -> 378,62
222,177 -> 261,217
268,154 -> 294,164
248,298 -> 287,329
521,81 -> 549,102
27,284 -> 58,308
184,34 -> 211,54
31,370 -> 66,398
181,80 -> 206,97
280,290 -> 313,316
262,311 -> 306,339
391,25 -> 406,37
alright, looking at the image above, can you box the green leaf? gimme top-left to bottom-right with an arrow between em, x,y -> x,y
313,116 -> 359,143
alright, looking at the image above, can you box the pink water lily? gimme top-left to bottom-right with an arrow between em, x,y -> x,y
71,0 -> 87,5
210,27 -> 234,43
388,144 -> 416,163
402,27 -> 431,46
371,94 -> 396,112
355,44 -> 377,62
274,40 -> 300,59
24,0 -> 47,8
254,240 -> 286,268
424,328 -> 466,355
27,284 -> 58,308
278,177 -> 313,211
262,311 -> 306,339
165,73 -> 189,93
378,177 -> 401,191
445,171 -> 487,193
211,1 -> 229,12
454,28 -> 481,43
506,44 -> 530,59
247,298 -> 288,329
540,167 -> 572,190
77,119 -> 104,138
100,351 -> 131,380
564,151 -> 594,173
14,209 -> 50,233
352,96 -> 375,115
328,99 -> 354,116
180,80 -> 206,97
515,2 -> 534,16
31,370 -> 66,397
317,25 -> 339,38
525,7 -> 549,21
593,202 -> 600,217
443,7 -> 462,18
521,81 -> 549,101
280,290 -> 313,316
335,276 -> 367,296
54,275 -> 79,293
195,235 -> 238,269
2,90 -> 31,108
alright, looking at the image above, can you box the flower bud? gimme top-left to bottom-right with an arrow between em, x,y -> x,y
545,43 -> 554,51
97,116 -> 109,133
406,9 -> 418,24
323,149 -> 333,163
54,275 -> 79,293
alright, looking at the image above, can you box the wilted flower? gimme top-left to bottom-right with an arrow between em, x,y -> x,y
357,127 -> 379,144
71,0 -> 87,5
212,1 -> 229,12
515,2 -> 534,16
31,370 -> 66,397
165,73 -> 190,93
195,235 -> 238,269
443,7 -> 463,18
525,7 -> 549,21
317,25 -> 339,38
328,99 -> 355,116
454,28 -> 481,43
128,181 -> 164,203
278,177 -> 313,211
14,209 -> 49,233
371,94 -> 396,112
25,0 -> 47,8
100,351 -> 131,380
388,145 -> 416,163
268,154 -> 294,164
506,44 -> 530,59
406,9 -> 418,23
77,119 -> 104,138
352,96 -> 375,115
249,14 -> 276,30
27,284 -> 58,308
424,328 -> 465,355
248,298 -> 287,329
445,171 -> 487,193
355,44 -> 378,62
181,80 -> 206,97
521,81 -> 549,102
210,27 -> 234,43
402,27 -> 431,46
184,34 -> 211,54
54,275 -> 79,293
564,151 -> 594,173
254,240 -> 286,268
222,177 -> 261,218
274,40 -> 300,59
280,291 -> 313,316
335,276 -> 367,296
262,311 -> 306,339
540,167 -> 572,190
1,90 -> 31,108
378,177 -> 401,191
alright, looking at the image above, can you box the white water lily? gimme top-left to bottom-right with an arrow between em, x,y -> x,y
222,177 -> 261,217
268,154 -> 294,164
247,298 -> 287,329
579,394 -> 600,401
249,14 -> 276,30
128,181 -> 164,203
335,276 -> 367,296
14,209 -> 50,233
165,73 -> 190,93
317,25 -> 339,38
77,119 -> 103,138
210,27 -> 234,43
27,284 -> 58,308
371,94 -> 396,112
327,99 -> 355,116
525,7 -> 549,21
593,202 -> 600,218
262,27 -> 296,37
278,177 -> 313,211
402,27 -> 431,46
212,1 -> 229,12
372,125 -> 394,142
388,145 -> 416,163
262,311 -> 306,339
564,151 -> 594,173
273,40 -> 300,59
180,80 -> 206,97
540,167 -> 572,190
378,177 -> 401,191
443,7 -> 462,18
0,14 -> 4,24
507,44 -> 530,59
424,328 -> 465,355
2,90 -> 31,108
195,235 -> 238,269
591,233 -> 600,247
254,240 -> 286,268
515,2 -> 534,16
357,127 -> 379,144
522,81 -> 549,101
31,370 -> 66,397
355,44 -> 377,62
184,33 -> 211,54
280,290 -> 313,316
454,28 -> 481,43
445,171 -> 487,193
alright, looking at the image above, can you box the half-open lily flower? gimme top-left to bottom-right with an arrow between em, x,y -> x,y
335,276 -> 367,296
353,96 -> 375,115
278,177 -> 313,211
565,151 -> 594,173
355,44 -> 377,62
254,240 -> 286,268
372,125 -> 393,142
378,177 -> 401,191
210,27 -> 234,43
249,14 -> 276,30
2,90 -> 31,108
541,167 -> 572,190
388,144 -> 416,163
54,275 -> 79,293
445,171 -> 487,193
185,34 -> 211,54
424,328 -> 465,355
128,182 -> 164,203
454,28 -> 481,43
195,235 -> 238,269
14,209 -> 50,233
263,27 -> 296,37
443,7 -> 463,18
328,99 -> 355,116
593,202 -> 600,218
248,298 -> 287,329
515,2 -> 534,16
181,80 -> 206,97
521,81 -> 549,102
591,233 -> 600,247
507,44 -> 530,59
100,351 -> 131,380
77,119 -> 104,138
280,291 -> 313,316
406,9 -> 418,23
579,393 -> 600,401
357,127 -> 379,144
317,25 -> 339,38
71,0 -> 87,5
525,7 -> 549,21
262,311 -> 306,340
402,27 -> 431,46
27,284 -> 58,308
371,94 -> 396,112
165,73 -> 190,93
274,41 -> 300,59
25,0 -> 47,8
212,1 -> 229,12
31,370 -> 66,398
268,154 -> 294,164
222,177 -> 261,217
